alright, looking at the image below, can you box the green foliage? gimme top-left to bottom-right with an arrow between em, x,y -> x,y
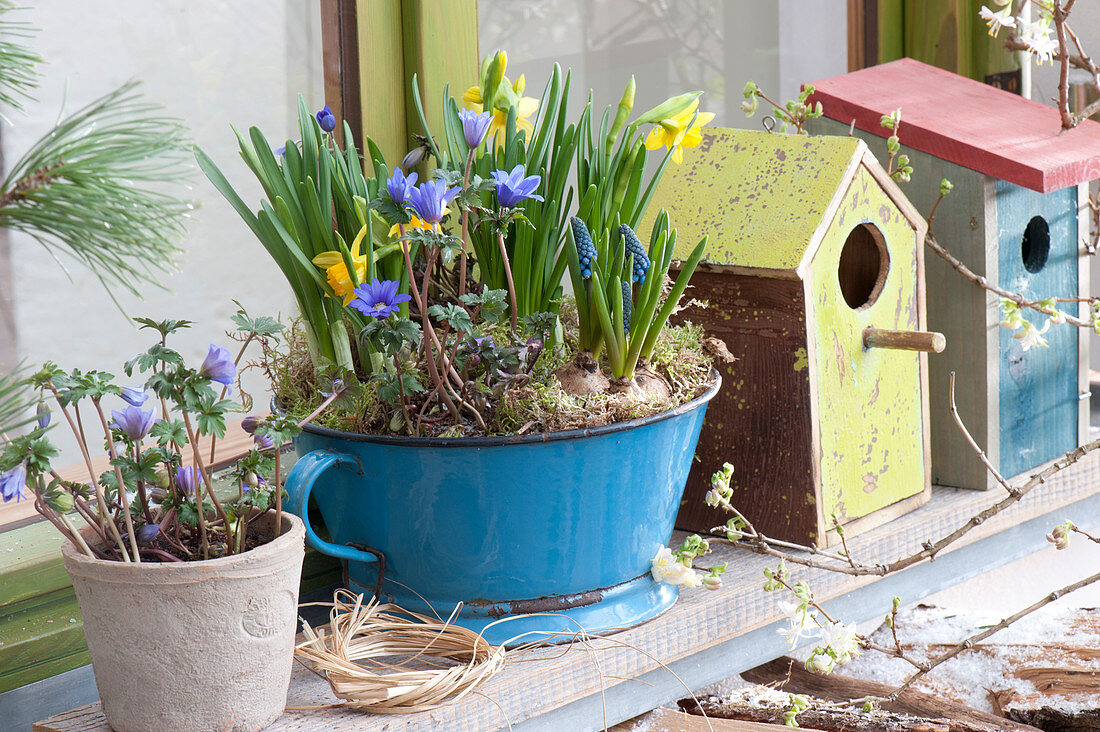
0,364 -> 32,433
0,81 -> 191,299
0,2 -> 40,113
569,216 -> 707,380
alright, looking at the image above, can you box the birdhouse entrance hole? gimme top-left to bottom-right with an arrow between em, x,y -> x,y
838,222 -> 889,310
1021,215 -> 1050,274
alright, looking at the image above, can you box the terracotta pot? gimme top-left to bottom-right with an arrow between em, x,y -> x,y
62,512 -> 305,732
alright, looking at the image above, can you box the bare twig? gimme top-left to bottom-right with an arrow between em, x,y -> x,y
925,231 -> 1092,326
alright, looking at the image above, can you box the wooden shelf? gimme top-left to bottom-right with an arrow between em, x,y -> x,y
30,447 -> 1100,732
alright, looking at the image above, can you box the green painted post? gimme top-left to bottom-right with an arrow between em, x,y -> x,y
400,0 -> 479,155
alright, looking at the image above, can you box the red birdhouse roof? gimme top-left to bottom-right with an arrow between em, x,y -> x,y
807,58 -> 1100,193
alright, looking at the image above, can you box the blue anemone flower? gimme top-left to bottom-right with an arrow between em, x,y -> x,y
36,402 -> 50,429
491,164 -> 544,209
240,415 -> 262,435
406,179 -> 461,224
254,434 -> 276,451
200,344 -> 235,390
349,278 -> 412,319
137,524 -> 160,544
120,386 -> 148,407
459,109 -> 492,149
175,465 -> 199,496
315,104 -> 336,132
386,167 -> 418,204
110,405 -> 157,441
0,464 -> 26,503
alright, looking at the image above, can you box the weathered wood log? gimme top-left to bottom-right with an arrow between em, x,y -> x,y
738,657 -> 1041,732
681,695 -> 988,732
610,706 -> 821,731
1008,706 -> 1100,731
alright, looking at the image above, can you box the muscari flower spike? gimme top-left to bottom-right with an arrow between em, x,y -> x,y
0,464 -> 26,503
315,104 -> 336,132
200,344 -> 236,390
571,217 -> 597,279
175,465 -> 199,496
621,280 -> 632,333
459,108 -> 493,150
386,167 -> 418,204
349,278 -> 412,319
110,405 -> 157,441
406,179 -> 461,224
491,164 -> 544,209
619,224 -> 651,283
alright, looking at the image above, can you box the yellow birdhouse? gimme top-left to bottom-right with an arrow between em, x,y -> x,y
646,127 -> 939,546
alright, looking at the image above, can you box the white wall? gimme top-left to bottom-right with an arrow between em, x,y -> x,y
2,1 -> 322,460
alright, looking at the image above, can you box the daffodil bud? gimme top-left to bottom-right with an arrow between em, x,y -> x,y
606,76 -> 636,148
634,91 -> 703,126
512,73 -> 525,95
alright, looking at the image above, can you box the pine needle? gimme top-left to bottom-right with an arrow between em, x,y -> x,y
0,80 -> 191,298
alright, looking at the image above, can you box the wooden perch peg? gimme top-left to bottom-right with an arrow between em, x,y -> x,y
863,327 -> 946,353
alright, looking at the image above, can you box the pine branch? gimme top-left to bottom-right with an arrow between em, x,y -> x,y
0,1 -> 41,113
0,80 -> 192,298
0,364 -> 31,433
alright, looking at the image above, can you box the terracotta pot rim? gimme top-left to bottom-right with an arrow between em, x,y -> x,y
61,510 -> 305,580
292,368 -> 722,448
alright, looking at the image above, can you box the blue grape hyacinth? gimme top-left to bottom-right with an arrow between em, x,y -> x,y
621,280 -> 632,333
620,224 -> 651,283
571,217 -> 597,279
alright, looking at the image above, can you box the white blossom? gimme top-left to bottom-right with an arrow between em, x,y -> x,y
819,621 -> 861,663
979,5 -> 1016,36
776,599 -> 818,647
1014,319 -> 1050,351
650,546 -> 702,588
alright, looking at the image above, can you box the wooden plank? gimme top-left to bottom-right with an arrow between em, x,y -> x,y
611,707 -> 794,731
876,0 -> 905,65
670,273 -> 816,541
354,0 -> 407,166
0,592 -> 87,694
639,128 -> 863,270
399,0 -> 478,162
808,58 -> 1100,193
33,445 -> 1100,731
320,0 -> 363,150
996,182 -> 1080,479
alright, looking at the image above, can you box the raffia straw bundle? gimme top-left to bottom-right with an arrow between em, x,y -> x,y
295,589 -> 507,713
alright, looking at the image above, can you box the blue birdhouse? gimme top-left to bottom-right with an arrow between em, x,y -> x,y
810,59 -> 1100,490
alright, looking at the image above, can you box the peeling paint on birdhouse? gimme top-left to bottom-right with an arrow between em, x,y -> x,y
643,127 -> 934,547
809,58 -> 1100,490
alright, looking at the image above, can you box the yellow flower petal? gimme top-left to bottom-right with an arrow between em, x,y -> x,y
512,74 -> 526,95
671,144 -> 684,165
515,95 -> 539,119
462,86 -> 483,112
645,126 -> 668,151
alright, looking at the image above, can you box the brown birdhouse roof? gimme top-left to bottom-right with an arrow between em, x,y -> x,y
808,58 -> 1100,193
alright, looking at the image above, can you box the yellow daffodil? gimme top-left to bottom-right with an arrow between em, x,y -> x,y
388,215 -> 439,239
312,226 -> 368,305
463,85 -> 483,111
644,98 -> 715,165
489,96 -> 539,149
